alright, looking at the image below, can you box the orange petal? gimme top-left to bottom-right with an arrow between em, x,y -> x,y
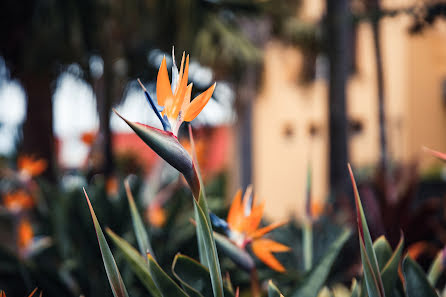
251,238 -> 290,272
407,241 -> 436,260
18,219 -> 34,250
227,189 -> 244,231
3,190 -> 35,212
18,156 -> 47,176
251,220 -> 288,239
244,201 -> 265,235
27,288 -> 38,297
0,290 -> 6,297
184,83 -> 216,122
156,56 -> 173,106
171,55 -> 190,119
179,83 -> 193,118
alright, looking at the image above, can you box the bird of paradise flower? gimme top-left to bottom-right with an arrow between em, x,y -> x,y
211,187 -> 290,272
114,49 -> 216,198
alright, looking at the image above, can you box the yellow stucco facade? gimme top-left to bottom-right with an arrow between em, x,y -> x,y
253,1 -> 446,220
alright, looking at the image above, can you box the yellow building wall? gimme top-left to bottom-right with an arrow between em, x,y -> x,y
253,5 -> 446,220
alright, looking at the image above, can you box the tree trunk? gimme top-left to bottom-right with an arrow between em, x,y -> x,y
326,0 -> 351,197
237,65 -> 257,189
20,72 -> 56,181
371,1 -> 388,171
93,55 -> 114,178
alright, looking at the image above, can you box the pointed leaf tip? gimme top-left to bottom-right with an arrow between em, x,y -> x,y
83,189 -> 129,297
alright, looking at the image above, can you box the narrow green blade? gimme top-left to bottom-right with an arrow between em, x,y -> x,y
348,164 -> 385,297
427,248 -> 445,286
403,256 -> 439,297
172,253 -> 235,297
373,236 -> 393,270
350,279 -> 360,297
193,199 -> 224,297
172,254 -> 210,297
268,280 -> 284,297
124,179 -> 154,257
146,253 -> 189,297
381,235 -> 404,297
106,228 -> 162,297
290,228 -> 351,297
83,188 -> 129,297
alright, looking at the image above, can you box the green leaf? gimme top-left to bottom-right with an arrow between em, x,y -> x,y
193,199 -> 224,297
146,253 -> 189,297
403,256 -> 439,297
290,228 -> 351,297
213,232 -> 255,272
83,189 -> 129,297
124,179 -> 154,257
114,109 -> 199,197
268,280 -> 284,297
350,279 -> 360,297
427,248 -> 445,286
172,253 -> 235,297
348,165 -> 385,297
106,228 -> 162,297
381,235 -> 404,297
172,254 -> 211,297
373,236 -> 393,270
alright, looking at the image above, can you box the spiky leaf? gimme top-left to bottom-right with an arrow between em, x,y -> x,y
124,179 -> 154,257
373,237 -> 393,270
106,229 -> 162,297
147,253 -> 189,297
403,256 -> 439,297
290,228 -> 351,297
381,235 -> 404,297
268,280 -> 284,297
348,165 -> 385,297
84,189 -> 129,297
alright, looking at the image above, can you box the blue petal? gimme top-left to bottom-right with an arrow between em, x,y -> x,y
143,90 -> 170,132
210,213 -> 230,234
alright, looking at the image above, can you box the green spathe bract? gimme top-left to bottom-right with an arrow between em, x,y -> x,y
114,109 -> 199,198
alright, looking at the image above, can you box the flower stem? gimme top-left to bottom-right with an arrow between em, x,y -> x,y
303,220 -> 313,271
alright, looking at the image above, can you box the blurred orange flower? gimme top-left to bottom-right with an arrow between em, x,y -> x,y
81,131 -> 97,146
17,219 -> 33,250
407,241 -> 437,260
310,199 -> 325,219
17,155 -> 47,177
3,190 -> 35,212
147,204 -> 166,228
212,188 -> 289,272
106,176 -> 119,197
